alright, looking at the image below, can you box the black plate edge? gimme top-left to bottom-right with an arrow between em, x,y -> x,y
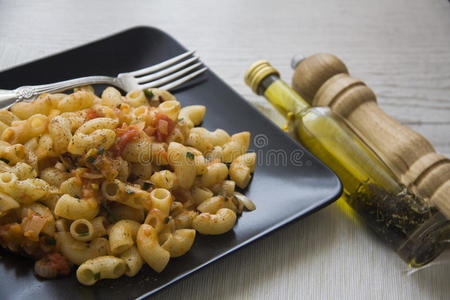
140,184 -> 341,298
130,25 -> 343,297
0,26 -> 343,298
0,26 -> 163,74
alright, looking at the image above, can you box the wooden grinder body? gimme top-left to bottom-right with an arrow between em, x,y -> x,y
292,54 -> 450,218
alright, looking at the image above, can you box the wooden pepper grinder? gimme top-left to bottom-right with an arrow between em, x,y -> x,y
291,53 -> 450,219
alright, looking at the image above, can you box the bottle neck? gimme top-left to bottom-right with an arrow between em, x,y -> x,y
257,74 -> 311,118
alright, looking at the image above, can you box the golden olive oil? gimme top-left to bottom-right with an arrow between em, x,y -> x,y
245,61 -> 449,267
260,71 -> 401,196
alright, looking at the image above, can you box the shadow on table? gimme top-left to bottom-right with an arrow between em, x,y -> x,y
152,198 -> 450,299
409,251 -> 450,298
152,201 -> 344,299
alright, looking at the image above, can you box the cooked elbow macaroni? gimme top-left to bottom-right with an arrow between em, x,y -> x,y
0,86 -> 256,285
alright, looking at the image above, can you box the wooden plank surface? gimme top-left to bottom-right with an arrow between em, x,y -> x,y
0,0 -> 449,299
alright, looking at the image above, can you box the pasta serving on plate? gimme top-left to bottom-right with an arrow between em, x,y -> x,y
0,86 -> 256,285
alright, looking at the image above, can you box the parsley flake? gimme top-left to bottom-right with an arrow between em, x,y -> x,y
78,232 -> 89,237
97,146 -> 104,155
74,195 -> 80,199
144,89 -> 154,98
164,217 -> 170,224
186,152 -> 195,160
86,156 -> 96,164
125,189 -> 135,195
177,117 -> 184,122
116,104 -> 122,109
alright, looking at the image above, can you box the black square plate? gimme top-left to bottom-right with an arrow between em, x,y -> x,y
0,27 -> 341,299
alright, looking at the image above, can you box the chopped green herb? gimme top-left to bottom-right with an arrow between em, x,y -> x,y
0,158 -> 9,164
78,232 -> 89,237
164,217 -> 170,224
74,195 -> 80,199
144,89 -> 154,98
86,156 -> 96,164
97,146 -> 105,155
45,237 -> 56,246
348,183 -> 449,267
116,104 -> 122,109
177,118 -> 184,122
142,182 -> 151,190
94,272 -> 101,280
186,152 -> 195,160
125,189 -> 135,195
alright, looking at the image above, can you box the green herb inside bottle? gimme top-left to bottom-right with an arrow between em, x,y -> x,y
245,60 -> 450,267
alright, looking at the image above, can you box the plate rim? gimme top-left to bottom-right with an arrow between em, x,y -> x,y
0,25 -> 343,298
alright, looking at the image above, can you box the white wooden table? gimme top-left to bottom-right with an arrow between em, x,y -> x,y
1,0 -> 449,299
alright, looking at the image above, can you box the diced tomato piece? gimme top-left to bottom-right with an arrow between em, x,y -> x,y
117,128 -> 139,150
36,253 -> 72,277
111,123 -> 140,156
115,123 -> 132,137
85,108 -> 100,120
159,119 -> 169,135
48,253 -> 72,275
155,112 -> 175,142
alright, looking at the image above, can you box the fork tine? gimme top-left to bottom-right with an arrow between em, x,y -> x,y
128,50 -> 195,77
152,67 -> 208,91
139,63 -> 203,89
135,56 -> 200,84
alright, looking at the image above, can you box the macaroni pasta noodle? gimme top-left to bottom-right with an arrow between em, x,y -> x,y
0,86 -> 256,285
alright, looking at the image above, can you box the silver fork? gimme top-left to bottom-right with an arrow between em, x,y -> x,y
0,50 -> 207,109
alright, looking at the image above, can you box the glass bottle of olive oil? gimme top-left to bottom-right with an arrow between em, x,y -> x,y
245,61 -> 449,267
245,61 -> 400,195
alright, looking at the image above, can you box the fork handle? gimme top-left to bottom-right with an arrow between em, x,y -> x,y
0,75 -> 117,109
